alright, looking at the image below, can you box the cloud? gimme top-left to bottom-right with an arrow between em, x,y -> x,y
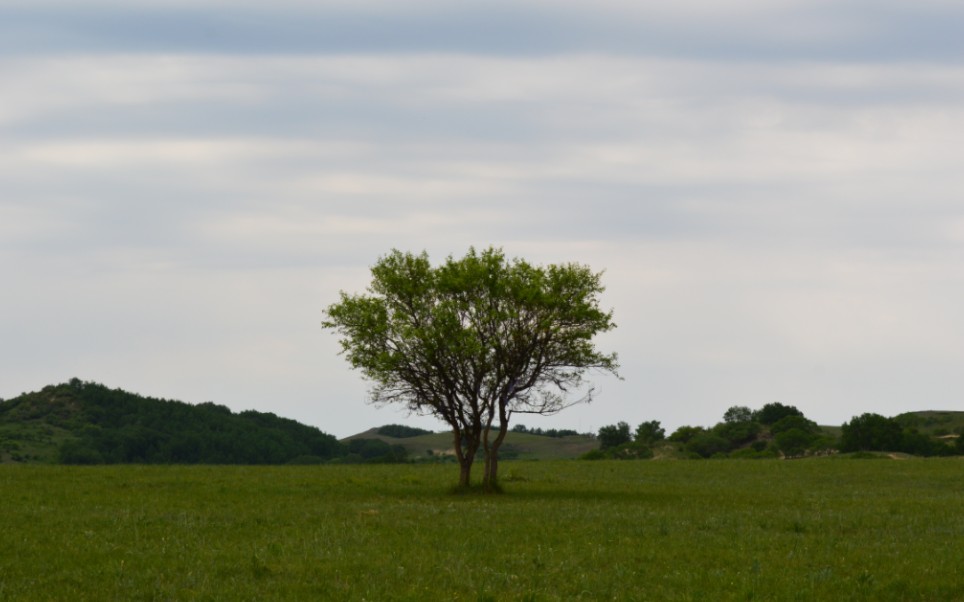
3,4 -> 964,436
3,1 -> 964,61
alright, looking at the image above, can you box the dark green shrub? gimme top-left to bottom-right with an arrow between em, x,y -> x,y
753,402 -> 804,425
840,413 -> 902,452
598,422 -> 632,450
686,433 -> 731,458
775,428 -> 814,458
668,426 -> 704,444
580,449 -> 607,460
770,415 -> 819,435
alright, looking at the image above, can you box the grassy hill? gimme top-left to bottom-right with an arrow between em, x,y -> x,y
895,410 -> 964,436
343,428 -> 599,460
0,379 -> 342,465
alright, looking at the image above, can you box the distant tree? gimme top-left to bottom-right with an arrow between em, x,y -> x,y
668,425 -> 704,444
522,427 -> 581,438
511,424 -> 529,433
753,402 -> 803,426
713,420 -> 760,447
323,247 -> 619,491
840,413 -> 903,452
723,406 -> 754,424
598,422 -> 632,450
634,420 -> 665,445
376,424 -> 433,438
686,432 -> 731,458
544,428 -> 580,438
774,429 -> 814,458
769,415 -> 819,436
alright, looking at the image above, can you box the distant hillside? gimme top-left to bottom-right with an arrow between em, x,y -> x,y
0,379 -> 343,465
894,410 -> 964,437
343,428 -> 599,460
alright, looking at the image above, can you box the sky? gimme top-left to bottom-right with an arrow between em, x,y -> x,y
3,0 -> 964,438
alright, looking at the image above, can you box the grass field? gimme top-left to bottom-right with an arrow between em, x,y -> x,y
1,459 -> 962,601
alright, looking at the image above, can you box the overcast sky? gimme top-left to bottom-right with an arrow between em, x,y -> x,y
3,1 -> 963,438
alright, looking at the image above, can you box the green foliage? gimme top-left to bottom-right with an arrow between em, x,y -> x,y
668,425 -> 704,443
774,428 -> 814,458
770,414 -> 820,435
597,422 -> 631,450
580,448 -> 607,460
723,405 -> 753,424
511,424 -> 582,438
1,380 -> 347,465
900,429 -> 955,457
840,413 -> 955,457
322,247 -> 619,489
713,420 -> 761,447
753,402 -> 804,425
376,424 -> 433,438
685,432 -> 731,458
582,440 -> 653,460
841,413 -> 905,453
634,420 -> 665,445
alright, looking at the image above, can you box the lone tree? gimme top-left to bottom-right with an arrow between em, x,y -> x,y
323,247 -> 619,491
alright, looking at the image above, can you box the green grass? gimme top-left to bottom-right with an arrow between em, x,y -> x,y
1,459 -> 962,601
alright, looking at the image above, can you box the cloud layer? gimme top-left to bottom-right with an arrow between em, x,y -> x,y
3,1 -> 963,435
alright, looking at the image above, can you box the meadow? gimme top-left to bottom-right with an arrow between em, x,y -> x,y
1,459 -> 962,601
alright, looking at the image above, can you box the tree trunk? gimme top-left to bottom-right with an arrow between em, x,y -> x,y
458,456 -> 472,488
453,429 -> 477,489
482,412 -> 510,493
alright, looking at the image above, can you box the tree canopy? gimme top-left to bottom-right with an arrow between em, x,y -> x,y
323,247 -> 619,490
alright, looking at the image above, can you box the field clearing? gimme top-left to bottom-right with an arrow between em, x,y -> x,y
1,459 -> 962,601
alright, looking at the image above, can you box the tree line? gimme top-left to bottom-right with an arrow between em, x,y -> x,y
590,402 -> 963,460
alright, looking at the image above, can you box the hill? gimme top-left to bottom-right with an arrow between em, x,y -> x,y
343,428 -> 598,460
0,379 -> 343,465
894,410 -> 964,437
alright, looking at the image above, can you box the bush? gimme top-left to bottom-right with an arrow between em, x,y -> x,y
775,428 -> 814,458
611,443 -> 654,460
635,421 -> 665,445
598,422 -> 632,450
754,402 -> 804,425
770,415 -> 819,436
714,420 -> 760,446
840,413 -> 902,452
686,433 -> 731,458
580,449 -> 607,460
668,426 -> 704,444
